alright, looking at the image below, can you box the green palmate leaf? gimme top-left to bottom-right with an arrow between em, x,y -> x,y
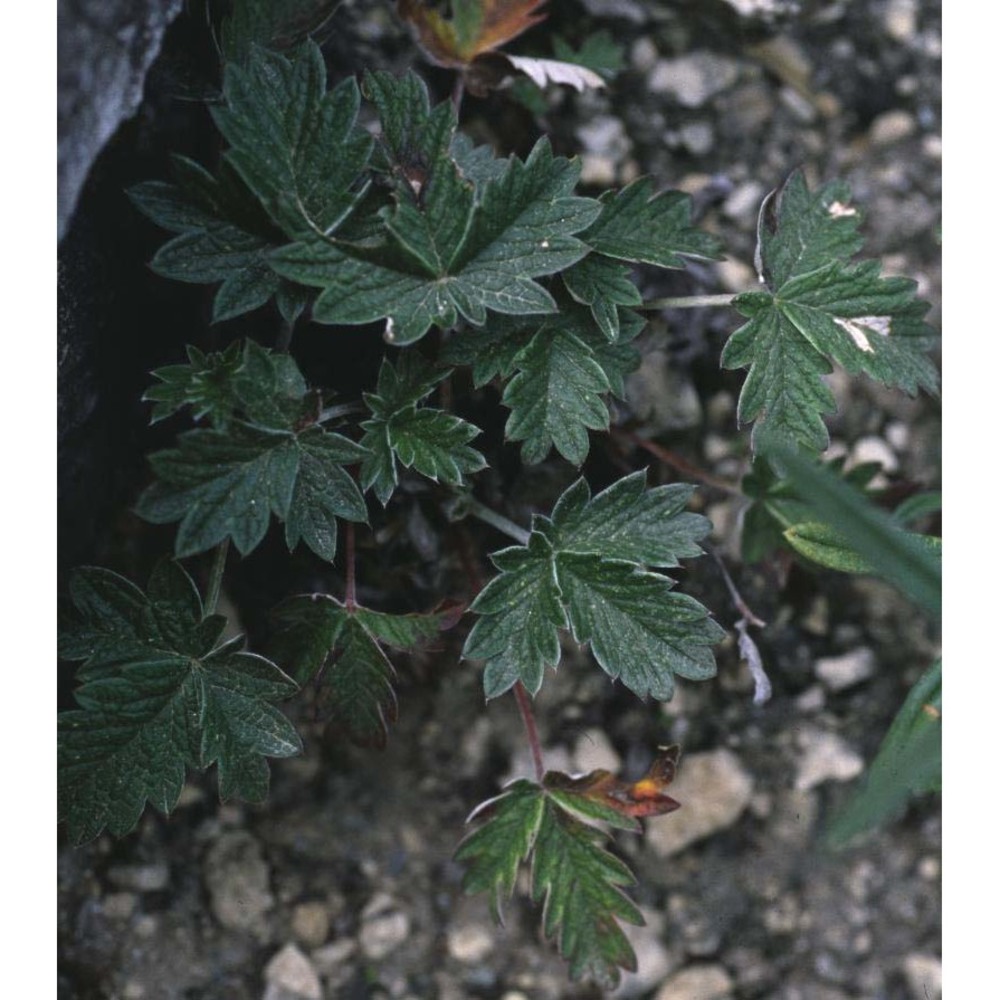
144,340 -> 311,431
463,472 -> 723,699
269,594 -> 453,746
580,177 -> 723,267
531,798 -> 643,986
136,421 -> 368,562
129,156 -> 309,323
58,562 -> 301,845
455,779 -> 643,988
767,442 -> 941,618
784,521 -> 941,575
442,305 -> 642,465
270,73 -> 602,344
360,355 -> 486,505
827,659 -> 941,847
721,171 -> 939,452
221,0 -> 344,67
561,254 -> 642,342
212,41 -> 373,240
144,342 -> 245,427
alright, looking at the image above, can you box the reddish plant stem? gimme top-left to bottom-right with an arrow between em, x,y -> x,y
513,681 -> 545,782
614,428 -> 743,496
344,522 -> 358,611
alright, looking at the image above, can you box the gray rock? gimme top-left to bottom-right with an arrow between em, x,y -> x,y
901,953 -> 942,1000
576,115 -> 631,159
722,181 -> 767,222
794,729 -> 864,791
631,37 -> 659,74
654,964 -> 734,1000
310,939 -> 358,990
626,354 -> 703,433
646,750 -> 754,857
679,122 -> 715,156
571,728 -> 622,775
263,944 -> 322,1000
359,893 -> 410,960
107,862 -> 170,893
648,53 -> 740,108
883,0 -> 919,43
291,902 -> 330,948
815,648 -> 877,691
204,831 -> 274,937
851,435 -> 899,474
870,110 -> 917,147
58,0 -> 184,238
446,923 -> 494,963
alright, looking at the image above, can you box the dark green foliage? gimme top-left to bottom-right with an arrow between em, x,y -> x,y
129,156 -> 309,322
213,42 -> 373,240
269,594 -> 456,746
463,472 -> 723,699
455,778 -> 643,988
721,172 -> 938,452
58,562 -> 302,845
136,344 -> 367,561
359,354 -> 486,505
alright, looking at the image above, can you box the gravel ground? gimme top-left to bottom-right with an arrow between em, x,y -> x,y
58,1 -> 942,998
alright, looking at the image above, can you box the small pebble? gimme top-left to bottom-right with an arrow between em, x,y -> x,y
264,944 -> 322,1000
359,893 -> 410,960
572,727 -> 621,774
654,964 -> 734,1000
870,110 -> 917,147
815,648 -> 876,691
901,953 -> 942,1000
107,863 -> 170,893
291,902 -> 329,948
648,53 -> 740,107
447,923 -> 494,963
795,729 -> 864,791
679,121 -> 714,155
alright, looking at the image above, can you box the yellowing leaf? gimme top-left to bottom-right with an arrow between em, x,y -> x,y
398,0 -> 548,67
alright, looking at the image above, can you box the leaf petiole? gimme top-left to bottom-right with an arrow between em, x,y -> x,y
464,497 -> 531,545
641,293 -> 736,310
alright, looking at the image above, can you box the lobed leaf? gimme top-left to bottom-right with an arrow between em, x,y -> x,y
269,594 -> 455,746
721,171 -> 939,452
212,42 -> 373,240
463,472 -> 722,699
130,156 -> 307,322
271,132 -> 601,344
360,355 -> 486,505
58,562 -> 301,845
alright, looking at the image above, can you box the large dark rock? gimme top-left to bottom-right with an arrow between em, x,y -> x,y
58,0 -> 184,240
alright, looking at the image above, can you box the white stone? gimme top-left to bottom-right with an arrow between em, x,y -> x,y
654,964 -> 734,1000
850,435 -> 899,475
794,729 -> 864,791
645,750 -> 754,857
612,909 -> 675,998
291,902 -> 330,948
446,923 -> 494,963
901,953 -> 942,1000
815,647 -> 877,691
264,944 -> 322,1000
359,893 -> 410,960
631,37 -> 659,73
204,831 -> 274,936
679,122 -> 714,155
870,110 -> 917,147
648,53 -> 740,107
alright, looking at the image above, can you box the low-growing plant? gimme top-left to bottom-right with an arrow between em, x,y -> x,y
58,0 -> 941,986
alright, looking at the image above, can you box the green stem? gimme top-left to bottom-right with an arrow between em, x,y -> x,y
344,522 -> 358,611
465,497 -> 530,546
641,293 -> 737,310
205,539 -> 230,615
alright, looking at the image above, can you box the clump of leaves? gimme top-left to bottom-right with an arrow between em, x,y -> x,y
456,748 -> 682,987
722,171 -> 939,453
58,1 -> 941,988
58,561 -> 301,846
